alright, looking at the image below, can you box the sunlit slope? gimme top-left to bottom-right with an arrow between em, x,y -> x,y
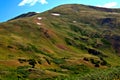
0,4 -> 120,80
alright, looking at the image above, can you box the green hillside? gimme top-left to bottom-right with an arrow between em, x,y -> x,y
0,4 -> 120,80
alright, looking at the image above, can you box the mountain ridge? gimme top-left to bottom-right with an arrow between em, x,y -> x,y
8,4 -> 120,21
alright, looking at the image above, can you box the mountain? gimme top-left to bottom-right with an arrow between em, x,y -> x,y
0,4 -> 120,80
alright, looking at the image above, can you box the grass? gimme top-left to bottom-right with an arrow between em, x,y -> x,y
0,4 -> 120,80
1,65 -> 118,80
47,66 -> 120,80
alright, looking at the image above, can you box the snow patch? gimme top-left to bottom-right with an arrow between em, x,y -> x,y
51,13 -> 60,16
37,22 -> 42,25
73,21 -> 77,23
37,17 -> 42,20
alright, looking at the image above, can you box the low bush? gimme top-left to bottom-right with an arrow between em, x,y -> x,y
44,57 -> 51,65
52,58 -> 65,64
60,64 -> 90,74
101,38 -> 111,45
16,66 -> 30,79
28,59 -> 37,68
18,58 -> 27,63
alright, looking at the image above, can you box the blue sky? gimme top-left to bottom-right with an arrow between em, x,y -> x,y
0,0 -> 120,22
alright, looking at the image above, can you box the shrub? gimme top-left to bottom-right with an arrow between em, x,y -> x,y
37,59 -> 42,64
18,58 -> 27,63
18,45 -> 32,51
101,38 -> 111,45
28,59 -> 37,68
16,66 -> 30,79
77,43 -> 86,50
100,57 -> 109,66
69,24 -> 81,33
44,57 -> 51,65
65,38 -> 75,45
60,64 -> 90,74
53,58 -> 65,64
90,59 -> 100,67
83,57 -> 89,61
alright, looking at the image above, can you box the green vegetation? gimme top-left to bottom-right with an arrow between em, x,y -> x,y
49,66 -> 120,80
0,4 -> 120,80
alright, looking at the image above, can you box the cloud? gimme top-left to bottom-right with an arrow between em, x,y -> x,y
97,2 -> 118,8
18,0 -> 48,6
40,0 -> 48,5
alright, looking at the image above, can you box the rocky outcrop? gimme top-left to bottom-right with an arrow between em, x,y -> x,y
103,35 -> 120,55
100,17 -> 117,28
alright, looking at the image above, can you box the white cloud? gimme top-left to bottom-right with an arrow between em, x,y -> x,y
97,2 -> 118,8
18,0 -> 48,6
39,0 -> 48,5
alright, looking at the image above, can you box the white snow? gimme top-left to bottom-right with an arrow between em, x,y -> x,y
37,22 -> 42,25
37,17 -> 42,20
51,13 -> 60,16
73,21 -> 77,23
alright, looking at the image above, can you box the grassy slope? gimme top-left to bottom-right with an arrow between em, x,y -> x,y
0,4 -> 120,80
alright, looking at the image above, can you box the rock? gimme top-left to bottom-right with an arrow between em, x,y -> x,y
100,17 -> 117,28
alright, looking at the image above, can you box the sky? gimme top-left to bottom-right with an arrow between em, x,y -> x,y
0,0 -> 120,22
